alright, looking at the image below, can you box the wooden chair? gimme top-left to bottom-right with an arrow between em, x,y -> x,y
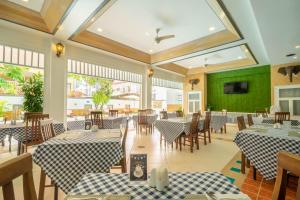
109,109 -> 118,117
23,112 -> 42,122
176,110 -> 184,117
145,109 -> 154,114
181,113 -> 200,153
0,153 -> 37,200
38,119 -> 59,200
198,111 -> 211,145
22,113 -> 49,154
272,151 -> 300,200
160,111 -> 168,119
237,116 -> 246,131
247,114 -> 254,126
275,112 -> 290,124
137,110 -> 151,134
256,109 -> 268,118
91,111 -> 104,129
39,119 -> 56,142
112,119 -> 129,173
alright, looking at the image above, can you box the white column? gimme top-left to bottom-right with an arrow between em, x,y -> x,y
48,41 -> 67,123
141,66 -> 152,109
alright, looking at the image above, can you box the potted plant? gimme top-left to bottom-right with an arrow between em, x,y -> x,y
21,73 -> 43,112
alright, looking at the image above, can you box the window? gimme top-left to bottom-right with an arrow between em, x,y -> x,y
188,91 -> 201,114
275,85 -> 300,116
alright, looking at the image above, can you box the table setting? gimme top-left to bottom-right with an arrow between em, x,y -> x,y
33,128 -> 123,193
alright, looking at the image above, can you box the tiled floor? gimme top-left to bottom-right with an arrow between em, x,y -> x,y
240,168 -> 298,200
0,123 -> 268,199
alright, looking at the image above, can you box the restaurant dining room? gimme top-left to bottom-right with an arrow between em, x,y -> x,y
0,0 -> 300,199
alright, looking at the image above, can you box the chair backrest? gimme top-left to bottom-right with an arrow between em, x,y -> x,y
203,111 -> 211,131
176,110 -> 183,117
272,151 -> 300,200
275,112 -> 290,124
237,116 -> 246,131
0,153 -> 37,200
109,109 -> 118,117
190,113 -> 200,135
25,113 -> 49,143
24,112 -> 42,122
145,109 -> 154,114
91,111 -> 104,129
39,119 -> 55,142
138,109 -> 147,124
247,114 -> 254,126
256,110 -> 268,118
160,111 -> 168,119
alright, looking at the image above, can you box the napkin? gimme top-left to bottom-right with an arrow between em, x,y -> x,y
246,128 -> 267,133
184,194 -> 208,200
288,131 -> 300,138
214,193 -> 250,200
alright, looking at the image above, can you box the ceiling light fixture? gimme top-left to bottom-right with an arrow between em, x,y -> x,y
238,56 -> 243,59
97,28 -> 103,32
296,45 -> 300,49
149,49 -> 153,53
145,32 -> 150,36
91,17 -> 95,22
293,56 -> 298,59
209,27 -> 215,31
22,0 -> 29,2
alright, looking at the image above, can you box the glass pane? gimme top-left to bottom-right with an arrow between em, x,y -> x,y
194,101 -> 200,113
279,100 -> 289,112
189,102 -> 193,113
11,48 -> 18,64
4,46 -> 11,63
279,88 -> 300,98
0,45 -> 3,62
25,50 -> 32,66
293,100 -> 300,116
189,93 -> 200,100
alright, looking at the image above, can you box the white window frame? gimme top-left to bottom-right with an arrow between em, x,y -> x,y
188,91 -> 201,114
274,84 -> 300,116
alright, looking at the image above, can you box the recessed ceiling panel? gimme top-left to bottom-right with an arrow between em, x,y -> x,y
88,0 -> 225,53
175,46 -> 247,68
8,0 -> 45,12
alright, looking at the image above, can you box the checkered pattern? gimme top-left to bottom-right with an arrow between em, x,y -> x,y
67,117 -> 127,130
32,133 -> 123,193
68,172 -> 240,199
155,119 -> 204,144
260,118 -> 300,126
132,114 -> 158,125
234,127 -> 300,180
0,123 -> 65,142
210,115 -> 227,132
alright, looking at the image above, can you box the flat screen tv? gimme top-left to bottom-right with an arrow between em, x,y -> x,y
224,81 -> 248,94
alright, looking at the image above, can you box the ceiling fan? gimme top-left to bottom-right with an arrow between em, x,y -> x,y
155,28 -> 175,44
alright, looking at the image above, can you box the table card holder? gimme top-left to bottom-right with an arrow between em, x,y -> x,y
129,154 -> 147,186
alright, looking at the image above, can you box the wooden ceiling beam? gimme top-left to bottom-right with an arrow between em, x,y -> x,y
72,31 -> 151,64
157,63 -> 188,76
41,0 -> 75,33
0,0 -> 50,33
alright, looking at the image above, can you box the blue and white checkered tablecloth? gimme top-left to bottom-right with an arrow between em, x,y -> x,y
68,172 -> 240,200
33,130 -> 123,193
234,125 -> 300,180
67,117 -> 126,130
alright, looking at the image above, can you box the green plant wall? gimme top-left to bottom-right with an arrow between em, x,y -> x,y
207,65 -> 271,112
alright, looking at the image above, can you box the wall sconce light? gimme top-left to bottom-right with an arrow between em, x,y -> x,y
55,42 -> 64,57
148,68 -> 154,77
189,78 -> 200,90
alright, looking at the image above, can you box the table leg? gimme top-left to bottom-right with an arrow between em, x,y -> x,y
17,141 -> 21,156
241,153 -> 246,174
38,169 -> 46,200
9,134 -> 12,152
224,124 -> 227,133
1,140 -> 4,146
253,166 -> 257,180
54,185 -> 58,200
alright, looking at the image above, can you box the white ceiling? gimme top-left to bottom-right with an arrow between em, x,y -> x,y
8,0 -> 45,12
249,0 -> 300,64
87,0 -> 225,53
175,46 -> 247,68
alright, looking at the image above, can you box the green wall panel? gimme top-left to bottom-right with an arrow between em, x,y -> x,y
207,65 -> 271,112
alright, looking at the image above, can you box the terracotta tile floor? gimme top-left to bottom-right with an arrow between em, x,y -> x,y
241,167 -> 298,200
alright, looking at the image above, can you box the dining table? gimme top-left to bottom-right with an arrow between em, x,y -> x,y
234,123 -> 300,180
67,116 -> 127,130
132,114 -> 158,125
67,172 -> 243,200
32,128 -> 123,193
155,118 -> 204,144
210,115 -> 227,133
0,122 -> 65,154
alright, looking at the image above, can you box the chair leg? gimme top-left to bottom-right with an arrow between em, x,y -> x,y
17,142 -> 21,155
241,152 -> 246,174
1,140 -> 4,146
9,135 -> 12,152
195,134 -> 199,150
208,129 -> 211,143
54,185 -> 58,200
179,137 -> 182,151
253,166 -> 257,180
204,132 -> 207,145
190,135 -> 193,153
38,169 -> 46,200
246,159 -> 250,168
224,124 -> 227,133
